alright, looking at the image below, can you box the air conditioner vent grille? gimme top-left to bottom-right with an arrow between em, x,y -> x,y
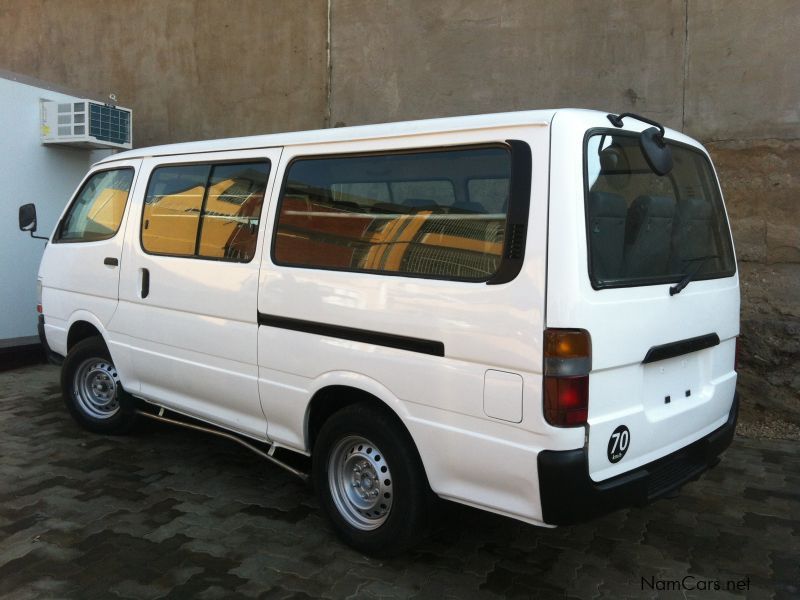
40,99 -> 132,149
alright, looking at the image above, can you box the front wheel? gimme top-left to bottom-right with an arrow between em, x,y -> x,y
313,402 -> 433,556
61,336 -> 137,434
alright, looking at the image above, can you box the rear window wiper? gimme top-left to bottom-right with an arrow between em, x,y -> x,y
669,255 -> 718,295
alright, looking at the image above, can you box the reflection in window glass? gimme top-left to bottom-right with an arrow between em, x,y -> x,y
198,163 -> 269,261
142,165 -> 209,256
142,162 -> 269,261
274,147 -> 512,280
58,169 -> 134,242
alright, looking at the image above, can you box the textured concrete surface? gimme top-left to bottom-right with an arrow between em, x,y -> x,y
1,365 -> 798,599
0,0 -> 328,147
329,0 -> 687,129
684,0 -> 800,141
708,141 -> 800,423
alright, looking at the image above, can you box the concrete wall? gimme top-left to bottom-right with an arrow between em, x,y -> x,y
0,0 -> 797,419
0,0 -> 328,147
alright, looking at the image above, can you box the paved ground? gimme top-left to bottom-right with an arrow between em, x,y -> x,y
0,365 -> 797,600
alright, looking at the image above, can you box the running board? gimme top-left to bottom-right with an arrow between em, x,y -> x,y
135,408 -> 309,481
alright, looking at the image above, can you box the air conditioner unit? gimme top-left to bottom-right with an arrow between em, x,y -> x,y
41,99 -> 133,150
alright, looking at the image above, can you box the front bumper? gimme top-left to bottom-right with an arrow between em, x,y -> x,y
38,314 -> 63,365
537,393 -> 738,525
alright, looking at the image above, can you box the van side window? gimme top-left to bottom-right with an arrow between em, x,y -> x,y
142,161 -> 269,262
55,168 -> 134,243
273,146 -> 511,281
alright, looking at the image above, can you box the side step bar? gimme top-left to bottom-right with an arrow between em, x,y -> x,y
136,407 -> 309,482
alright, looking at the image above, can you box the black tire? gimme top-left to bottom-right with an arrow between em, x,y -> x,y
312,402 -> 433,556
61,336 -> 137,435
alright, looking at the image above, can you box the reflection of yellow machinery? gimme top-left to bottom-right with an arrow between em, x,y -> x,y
85,187 -> 129,235
277,197 -> 505,279
142,179 -> 263,260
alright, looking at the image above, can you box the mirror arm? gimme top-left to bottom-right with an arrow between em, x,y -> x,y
28,231 -> 49,241
607,113 -> 666,146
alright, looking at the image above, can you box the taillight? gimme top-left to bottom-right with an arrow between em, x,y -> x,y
734,336 -> 740,371
543,329 -> 591,427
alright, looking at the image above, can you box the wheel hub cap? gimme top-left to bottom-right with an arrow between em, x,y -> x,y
73,358 -> 121,420
329,436 -> 393,530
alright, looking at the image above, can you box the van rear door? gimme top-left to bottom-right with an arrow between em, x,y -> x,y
547,113 -> 739,485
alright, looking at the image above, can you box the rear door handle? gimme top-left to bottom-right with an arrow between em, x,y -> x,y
104,257 -> 118,266
140,268 -> 150,299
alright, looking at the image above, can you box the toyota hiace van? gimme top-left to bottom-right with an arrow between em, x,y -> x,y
20,109 -> 739,555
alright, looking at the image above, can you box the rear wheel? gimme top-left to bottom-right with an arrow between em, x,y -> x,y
61,336 -> 137,434
313,402 -> 432,556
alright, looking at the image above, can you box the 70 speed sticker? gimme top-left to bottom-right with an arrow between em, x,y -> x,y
607,425 -> 630,463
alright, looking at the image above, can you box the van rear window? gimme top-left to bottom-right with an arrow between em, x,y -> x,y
585,132 -> 736,289
272,146 -> 511,281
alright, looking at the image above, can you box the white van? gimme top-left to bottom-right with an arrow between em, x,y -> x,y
19,109 -> 739,555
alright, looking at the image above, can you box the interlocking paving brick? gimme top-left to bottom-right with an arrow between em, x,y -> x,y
1,364 -> 798,598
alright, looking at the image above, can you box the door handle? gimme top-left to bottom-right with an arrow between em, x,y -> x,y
140,268 -> 150,299
104,257 -> 119,266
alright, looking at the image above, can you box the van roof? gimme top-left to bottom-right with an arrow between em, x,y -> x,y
97,108 -> 695,164
98,108 -> 569,163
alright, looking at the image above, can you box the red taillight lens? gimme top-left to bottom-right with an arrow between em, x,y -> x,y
543,328 -> 591,427
36,304 -> 42,314
544,375 -> 589,427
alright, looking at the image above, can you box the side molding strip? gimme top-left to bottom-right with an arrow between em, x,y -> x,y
257,313 -> 445,357
642,333 -> 720,364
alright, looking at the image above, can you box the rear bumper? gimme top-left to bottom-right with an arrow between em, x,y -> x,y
537,393 -> 738,525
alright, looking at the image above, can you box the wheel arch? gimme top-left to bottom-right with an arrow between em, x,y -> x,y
64,311 -> 134,389
66,317 -> 105,352
304,374 -> 430,483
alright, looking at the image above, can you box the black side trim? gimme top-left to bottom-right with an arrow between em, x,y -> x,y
257,313 -> 445,357
642,333 -> 720,364
487,139 -> 532,285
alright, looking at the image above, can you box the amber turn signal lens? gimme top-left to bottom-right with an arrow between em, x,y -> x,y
544,329 -> 591,359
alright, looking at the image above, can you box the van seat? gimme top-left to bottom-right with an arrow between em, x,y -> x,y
671,196 -> 714,270
371,202 -> 411,214
624,195 -> 676,278
451,201 -> 487,214
401,197 -> 439,209
587,191 -> 627,281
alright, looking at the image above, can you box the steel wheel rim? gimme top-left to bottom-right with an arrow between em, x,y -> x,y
73,357 -> 120,420
328,435 -> 393,531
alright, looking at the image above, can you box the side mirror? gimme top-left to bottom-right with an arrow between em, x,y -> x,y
19,203 -> 37,232
639,127 -> 673,176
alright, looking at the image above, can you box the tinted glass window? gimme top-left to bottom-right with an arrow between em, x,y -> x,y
57,169 -> 134,242
273,146 -> 511,280
585,133 -> 736,288
142,165 -> 208,256
142,161 -> 269,261
468,178 -> 510,213
197,163 -> 269,261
